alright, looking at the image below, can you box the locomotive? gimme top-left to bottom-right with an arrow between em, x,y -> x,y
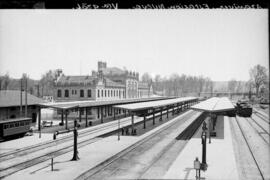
235,100 -> 253,117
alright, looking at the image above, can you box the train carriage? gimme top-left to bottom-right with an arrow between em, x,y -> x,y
0,118 -> 32,139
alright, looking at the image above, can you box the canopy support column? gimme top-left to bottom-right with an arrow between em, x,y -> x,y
61,109 -> 64,124
79,108 -> 82,122
101,106 -> 104,123
38,107 -> 41,131
131,113 -> 134,134
143,115 -> 146,129
65,110 -> 68,130
85,107 -> 88,127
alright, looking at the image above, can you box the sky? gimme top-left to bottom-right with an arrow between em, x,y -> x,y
0,10 -> 268,81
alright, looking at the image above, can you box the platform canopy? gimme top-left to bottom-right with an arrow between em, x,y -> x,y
191,97 -> 235,113
40,96 -> 172,110
113,97 -> 198,112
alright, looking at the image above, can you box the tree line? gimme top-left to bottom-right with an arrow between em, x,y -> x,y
0,64 -> 268,99
141,73 -> 213,97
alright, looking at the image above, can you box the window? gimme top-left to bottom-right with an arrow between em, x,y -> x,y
80,89 -> 84,97
88,89 -> 91,97
4,124 -> 9,129
57,89 -> 62,97
15,122 -> 19,127
75,90 -> 77,94
105,90 -> 107,97
101,90 -> 103,97
64,89 -> 69,97
98,89 -> 100,97
114,90 -> 115,96
108,90 -> 110,97
10,123 -> 14,128
111,90 -> 113,97
20,122 -> 24,126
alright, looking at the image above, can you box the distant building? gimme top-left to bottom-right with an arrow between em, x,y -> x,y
0,90 -> 44,123
53,61 -> 153,119
54,61 -> 153,102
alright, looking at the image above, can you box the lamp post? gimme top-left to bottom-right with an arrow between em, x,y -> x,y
71,120 -> 79,161
201,121 -> 208,171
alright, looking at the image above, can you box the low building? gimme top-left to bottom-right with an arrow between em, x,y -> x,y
0,90 -> 44,124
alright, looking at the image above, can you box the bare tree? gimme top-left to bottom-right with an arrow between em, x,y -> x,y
2,73 -> 10,90
39,69 -> 61,96
249,65 -> 268,97
228,79 -> 237,93
141,73 -> 152,83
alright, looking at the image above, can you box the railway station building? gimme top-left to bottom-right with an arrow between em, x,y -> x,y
53,61 -> 153,120
0,90 -> 44,124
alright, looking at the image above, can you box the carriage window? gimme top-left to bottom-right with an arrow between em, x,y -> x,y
20,122 -> 24,126
10,123 -> 14,128
4,124 -> 8,129
15,123 -> 19,127
25,121 -> 30,125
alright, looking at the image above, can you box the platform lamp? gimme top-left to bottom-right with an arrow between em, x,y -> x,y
71,120 -> 80,161
201,121 -> 208,171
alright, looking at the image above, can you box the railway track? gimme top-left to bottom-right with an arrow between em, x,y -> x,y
253,110 -> 269,124
245,117 -> 269,145
0,108 -> 177,161
235,116 -> 270,180
0,117 -> 131,161
0,108 -> 185,179
75,110 -> 205,180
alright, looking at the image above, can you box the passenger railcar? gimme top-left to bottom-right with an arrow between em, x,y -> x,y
0,118 -> 31,139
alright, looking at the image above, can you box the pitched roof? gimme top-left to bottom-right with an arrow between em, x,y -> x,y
0,90 -> 44,107
56,75 -> 96,86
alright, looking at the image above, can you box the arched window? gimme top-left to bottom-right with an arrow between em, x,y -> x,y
80,89 -> 84,97
57,89 -> 62,97
88,89 -> 91,97
64,89 -> 69,97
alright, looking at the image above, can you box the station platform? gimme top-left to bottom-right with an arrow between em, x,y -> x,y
164,115 -> 239,180
4,110 -> 196,180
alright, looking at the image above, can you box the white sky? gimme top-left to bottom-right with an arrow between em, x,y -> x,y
0,10 -> 268,81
